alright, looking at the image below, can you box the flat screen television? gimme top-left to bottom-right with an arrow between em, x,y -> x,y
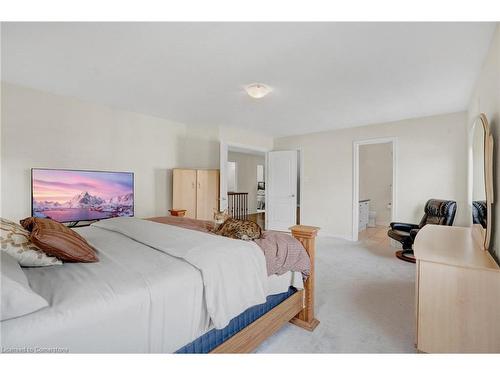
31,168 -> 134,223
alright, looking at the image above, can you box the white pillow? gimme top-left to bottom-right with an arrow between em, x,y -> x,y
1,252 -> 49,321
0,218 -> 62,267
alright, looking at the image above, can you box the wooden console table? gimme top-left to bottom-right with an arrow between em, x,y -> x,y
413,224 -> 500,353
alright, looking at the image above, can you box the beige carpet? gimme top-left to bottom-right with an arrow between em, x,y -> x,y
257,227 -> 417,353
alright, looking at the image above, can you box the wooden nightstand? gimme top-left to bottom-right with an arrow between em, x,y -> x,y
169,209 -> 187,217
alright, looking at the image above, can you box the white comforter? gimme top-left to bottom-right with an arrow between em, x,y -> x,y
1,218 -> 302,353
93,217 -> 268,329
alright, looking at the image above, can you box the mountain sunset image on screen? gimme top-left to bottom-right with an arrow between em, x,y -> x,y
32,169 -> 134,223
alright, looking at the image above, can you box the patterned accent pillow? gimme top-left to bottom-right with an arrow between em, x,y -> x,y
0,218 -> 62,267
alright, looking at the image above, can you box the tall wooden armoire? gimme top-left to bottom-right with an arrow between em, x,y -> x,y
172,169 -> 219,220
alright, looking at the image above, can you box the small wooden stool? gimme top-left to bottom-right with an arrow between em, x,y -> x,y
169,209 -> 187,217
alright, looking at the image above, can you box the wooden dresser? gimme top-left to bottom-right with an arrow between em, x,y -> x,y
413,225 -> 500,353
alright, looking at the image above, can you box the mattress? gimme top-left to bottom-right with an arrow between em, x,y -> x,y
0,225 -> 302,353
176,287 -> 296,353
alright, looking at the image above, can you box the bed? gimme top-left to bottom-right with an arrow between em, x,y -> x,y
0,217 -> 319,353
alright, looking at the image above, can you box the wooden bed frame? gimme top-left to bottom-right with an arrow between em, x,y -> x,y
211,225 -> 320,353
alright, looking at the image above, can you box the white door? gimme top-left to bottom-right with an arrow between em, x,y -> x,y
219,142 -> 228,211
267,150 -> 297,231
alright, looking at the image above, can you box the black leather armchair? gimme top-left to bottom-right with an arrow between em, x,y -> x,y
388,199 -> 457,262
472,200 -> 487,229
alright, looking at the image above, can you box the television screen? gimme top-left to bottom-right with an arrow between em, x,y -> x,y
32,168 -> 134,223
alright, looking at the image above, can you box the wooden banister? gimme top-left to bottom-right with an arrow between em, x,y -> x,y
289,225 -> 320,331
228,192 -> 248,220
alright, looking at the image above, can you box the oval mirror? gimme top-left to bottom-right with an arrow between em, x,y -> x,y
471,113 -> 494,250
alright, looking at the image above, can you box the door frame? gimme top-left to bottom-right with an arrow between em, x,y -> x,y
352,137 -> 398,241
295,148 -> 304,228
219,142 -> 303,231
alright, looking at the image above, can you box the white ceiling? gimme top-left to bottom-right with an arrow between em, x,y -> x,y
1,22 -> 496,137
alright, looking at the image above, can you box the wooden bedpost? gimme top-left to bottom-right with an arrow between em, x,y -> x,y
289,225 -> 320,331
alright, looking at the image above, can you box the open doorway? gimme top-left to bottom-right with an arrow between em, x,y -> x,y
220,143 -> 301,231
224,145 -> 266,228
353,138 -> 397,241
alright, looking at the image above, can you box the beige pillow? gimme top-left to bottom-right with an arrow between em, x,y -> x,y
0,218 -> 62,267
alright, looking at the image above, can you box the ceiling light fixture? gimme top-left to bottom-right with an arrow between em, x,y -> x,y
244,83 -> 272,99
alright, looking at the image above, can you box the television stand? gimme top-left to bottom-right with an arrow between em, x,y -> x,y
66,220 -> 98,228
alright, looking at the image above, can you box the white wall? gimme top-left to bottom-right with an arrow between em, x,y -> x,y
359,143 -> 392,226
228,151 -> 265,214
178,124 -> 220,169
177,124 -> 274,171
219,126 -> 274,151
274,112 -> 468,239
0,83 -> 275,223
227,161 -> 237,192
1,79 -> 475,245
468,24 -> 500,262
1,83 -> 184,221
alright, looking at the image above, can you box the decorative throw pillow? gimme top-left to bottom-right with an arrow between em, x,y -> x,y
1,252 -> 49,321
0,218 -> 62,267
20,217 -> 98,263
